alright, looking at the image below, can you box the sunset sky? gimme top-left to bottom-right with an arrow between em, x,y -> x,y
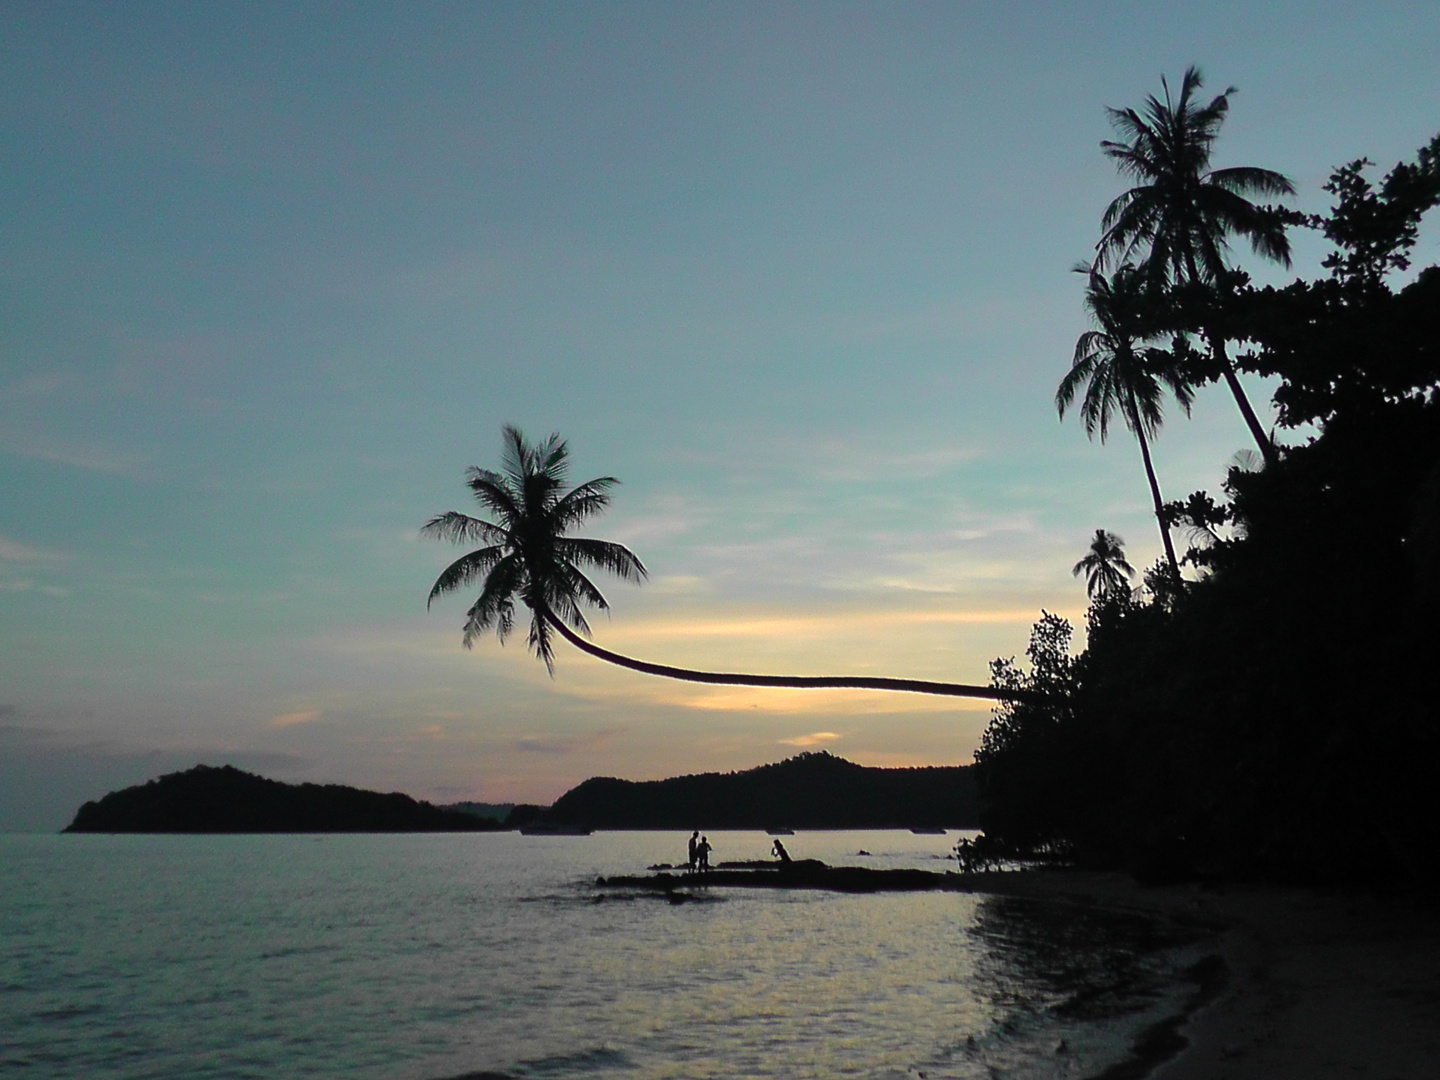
3,2 -> 1438,829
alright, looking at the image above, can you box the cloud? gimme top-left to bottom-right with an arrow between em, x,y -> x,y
0,431 -> 149,476
268,709 -> 322,729
513,729 -> 620,755
0,535 -> 64,563
0,537 -> 70,594
778,731 -> 841,747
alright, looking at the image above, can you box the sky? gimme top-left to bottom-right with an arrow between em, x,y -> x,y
3,2 -> 1438,830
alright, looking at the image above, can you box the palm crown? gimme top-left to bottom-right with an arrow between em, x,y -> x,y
1097,65 -> 1295,284
422,425 -> 646,672
1058,265 -> 1193,444
1072,529 -> 1136,600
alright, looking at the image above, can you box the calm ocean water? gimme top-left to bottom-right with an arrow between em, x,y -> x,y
1,831 -> 1208,1080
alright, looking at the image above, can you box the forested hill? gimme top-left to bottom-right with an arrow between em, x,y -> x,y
542,752 -> 978,829
63,764 -> 504,833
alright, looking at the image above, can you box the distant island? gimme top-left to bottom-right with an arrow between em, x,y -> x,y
530,751 -> 978,830
63,764 -> 506,834
63,753 -> 976,833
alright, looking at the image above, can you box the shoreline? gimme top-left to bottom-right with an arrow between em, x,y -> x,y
955,870 -> 1440,1080
605,863 -> 1440,1079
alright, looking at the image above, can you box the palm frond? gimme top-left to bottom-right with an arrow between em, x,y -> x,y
552,479 -> 618,528
427,545 -> 506,607
461,555 -> 522,648
419,511 -> 507,546
465,468 -> 521,522
526,608 -> 556,674
557,536 -> 648,584
1207,165 -> 1296,198
558,563 -> 610,617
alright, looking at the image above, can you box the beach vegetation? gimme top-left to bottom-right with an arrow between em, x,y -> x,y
978,126 -> 1440,885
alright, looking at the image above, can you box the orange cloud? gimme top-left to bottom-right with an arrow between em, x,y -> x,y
779,731 -> 841,747
268,709 -> 321,729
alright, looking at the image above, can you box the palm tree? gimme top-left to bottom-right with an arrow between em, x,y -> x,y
1058,265 -> 1192,581
425,426 -> 1027,703
421,425 -> 647,673
1073,529 -> 1135,600
1096,66 -> 1294,466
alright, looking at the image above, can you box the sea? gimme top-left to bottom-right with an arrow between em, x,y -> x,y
1,831 -> 1214,1080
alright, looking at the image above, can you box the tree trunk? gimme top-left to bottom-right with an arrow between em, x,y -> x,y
542,611 -> 1035,703
1132,409 -> 1182,582
1183,253 -> 1278,467
1208,330 -> 1279,467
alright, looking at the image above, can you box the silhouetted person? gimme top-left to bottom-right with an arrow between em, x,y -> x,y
771,838 -> 792,863
696,835 -> 712,872
687,829 -> 699,873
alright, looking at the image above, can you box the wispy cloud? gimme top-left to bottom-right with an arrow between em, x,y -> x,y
0,431 -> 149,476
0,535 -> 64,563
779,731 -> 841,747
514,729 -> 621,755
268,709 -> 322,729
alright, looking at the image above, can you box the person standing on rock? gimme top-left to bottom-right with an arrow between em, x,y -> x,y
687,830 -> 699,873
696,835 -> 712,872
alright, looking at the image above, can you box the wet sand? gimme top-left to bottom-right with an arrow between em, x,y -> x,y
960,870 -> 1440,1080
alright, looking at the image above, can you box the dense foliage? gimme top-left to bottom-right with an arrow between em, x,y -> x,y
976,131 -> 1440,885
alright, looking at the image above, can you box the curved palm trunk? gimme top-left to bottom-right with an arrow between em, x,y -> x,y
1207,331 -> 1279,467
1184,254 -> 1278,467
1131,412 -> 1182,581
542,610 -> 1035,703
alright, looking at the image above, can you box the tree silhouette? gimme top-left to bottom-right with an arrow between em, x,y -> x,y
425,426 -> 1028,702
1058,265 -> 1192,580
1097,66 -> 1294,465
421,425 -> 647,672
1072,529 -> 1135,600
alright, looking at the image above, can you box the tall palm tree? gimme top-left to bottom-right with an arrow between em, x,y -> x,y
1058,265 -> 1192,581
425,426 -> 1027,703
1073,529 -> 1136,600
1096,66 -> 1294,466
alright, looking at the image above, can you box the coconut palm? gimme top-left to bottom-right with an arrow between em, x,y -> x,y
425,426 -> 1025,702
1073,529 -> 1136,600
421,425 -> 648,673
1058,265 -> 1192,581
1096,66 -> 1294,465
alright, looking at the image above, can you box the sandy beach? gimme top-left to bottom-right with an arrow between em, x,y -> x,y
959,870 -> 1440,1080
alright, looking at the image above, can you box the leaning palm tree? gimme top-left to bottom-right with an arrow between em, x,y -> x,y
1073,529 -> 1135,601
1058,265 -> 1192,581
424,425 -> 1025,702
1096,66 -> 1294,465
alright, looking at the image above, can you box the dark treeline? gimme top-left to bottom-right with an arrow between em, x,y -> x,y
64,764 -> 505,833
976,117 -> 1440,885
542,751 -> 978,830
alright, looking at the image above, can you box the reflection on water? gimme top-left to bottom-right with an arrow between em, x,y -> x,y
0,832 -> 1212,1080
